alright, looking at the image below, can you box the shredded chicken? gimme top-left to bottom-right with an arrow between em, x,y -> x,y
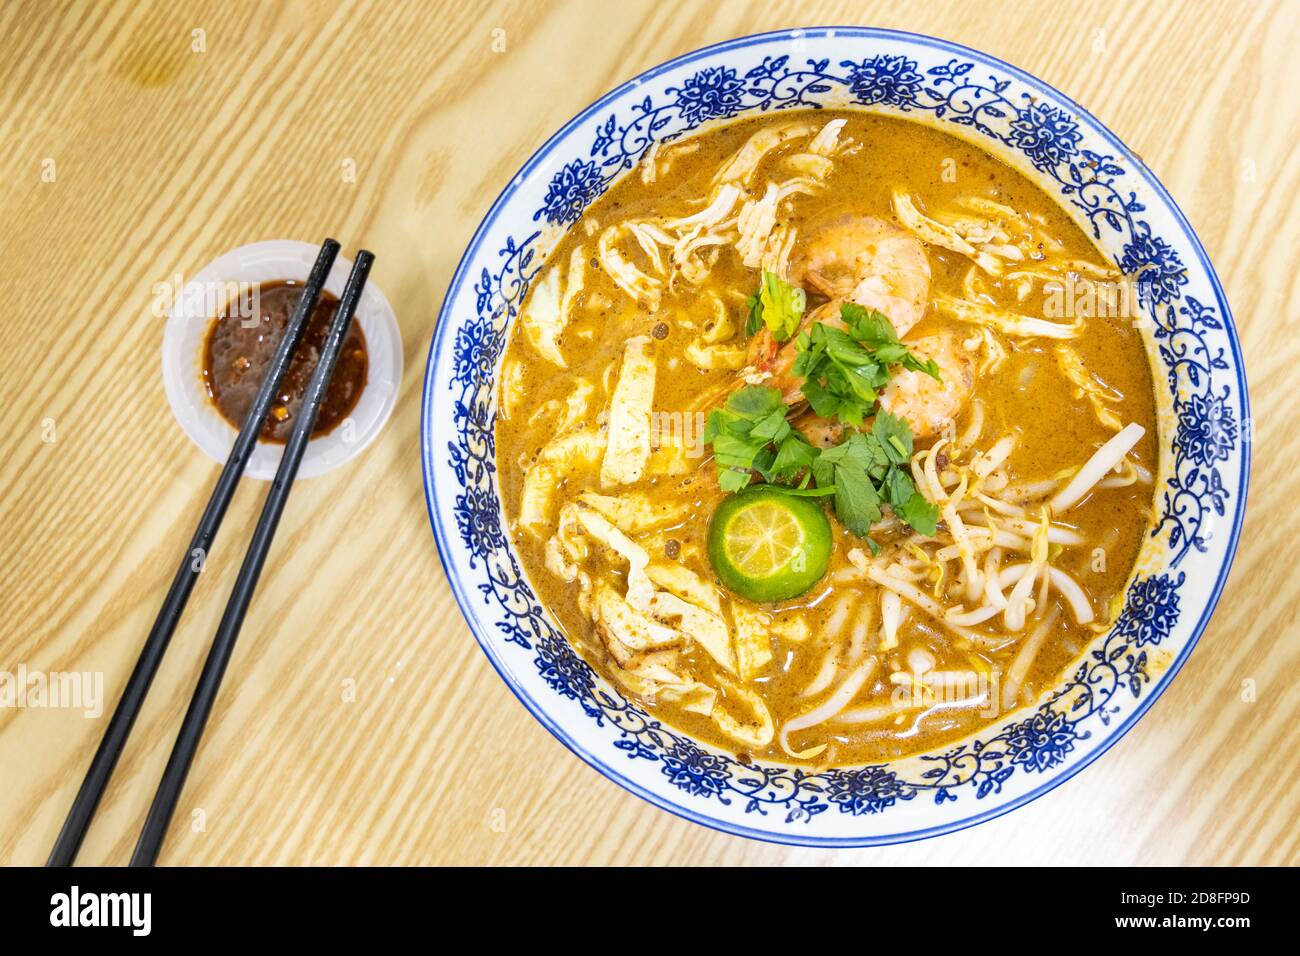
934,293 -> 1083,339
594,120 -> 847,300
1056,345 -> 1124,431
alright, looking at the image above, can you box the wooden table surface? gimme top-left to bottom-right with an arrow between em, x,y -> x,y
2,0 -> 1297,866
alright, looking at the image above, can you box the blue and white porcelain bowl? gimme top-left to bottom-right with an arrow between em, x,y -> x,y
420,28 -> 1249,845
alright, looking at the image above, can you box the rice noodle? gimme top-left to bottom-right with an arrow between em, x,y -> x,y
1001,561 -> 1038,631
823,592 -> 855,640
965,512 -> 1085,545
857,560 -> 1004,646
800,645 -> 841,698
846,601 -> 875,663
881,561 -> 925,583
1051,423 -> 1145,512
973,435 -> 1016,478
879,591 -> 903,651
779,657 -> 878,756
956,399 -> 985,450
1001,608 -> 1061,710
836,702 -> 915,724
1000,478 -> 1060,502
830,565 -> 864,584
998,563 -> 1095,624
974,492 -> 1025,518
946,603 -> 1001,626
983,548 -> 1008,610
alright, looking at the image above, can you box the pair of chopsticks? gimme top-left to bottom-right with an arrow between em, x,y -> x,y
48,239 -> 374,867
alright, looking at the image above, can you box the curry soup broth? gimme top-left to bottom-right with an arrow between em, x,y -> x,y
495,111 -> 1157,766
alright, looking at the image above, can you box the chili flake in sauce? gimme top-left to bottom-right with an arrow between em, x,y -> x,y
202,279 -> 368,443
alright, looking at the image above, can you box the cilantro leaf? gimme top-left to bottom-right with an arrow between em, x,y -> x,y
896,487 -> 940,536
900,352 -> 942,380
809,433 -> 880,536
719,467 -> 753,493
840,303 -> 943,381
814,436 -> 883,536
883,465 -> 915,507
708,428 -> 763,469
805,419 -> 939,538
840,302 -> 900,345
871,409 -> 914,465
766,431 -> 819,480
749,408 -> 791,444
704,385 -> 817,491
726,384 -> 783,419
793,320 -> 893,429
834,468 -> 883,537
745,290 -> 764,336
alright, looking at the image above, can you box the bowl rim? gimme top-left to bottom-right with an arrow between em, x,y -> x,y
420,25 -> 1251,847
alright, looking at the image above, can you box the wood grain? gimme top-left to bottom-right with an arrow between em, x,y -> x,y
1,0 -> 1297,866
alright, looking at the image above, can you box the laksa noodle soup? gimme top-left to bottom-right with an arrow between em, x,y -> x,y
495,111 -> 1157,766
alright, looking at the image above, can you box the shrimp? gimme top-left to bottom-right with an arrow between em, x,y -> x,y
791,408 -> 845,448
790,215 -> 932,336
878,332 -> 975,439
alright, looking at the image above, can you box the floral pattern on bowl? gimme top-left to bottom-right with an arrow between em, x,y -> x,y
421,28 -> 1249,846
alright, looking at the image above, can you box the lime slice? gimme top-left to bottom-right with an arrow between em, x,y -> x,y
707,486 -> 832,603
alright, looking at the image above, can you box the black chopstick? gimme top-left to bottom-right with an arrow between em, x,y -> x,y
47,239 -> 342,867
129,250 -> 375,866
